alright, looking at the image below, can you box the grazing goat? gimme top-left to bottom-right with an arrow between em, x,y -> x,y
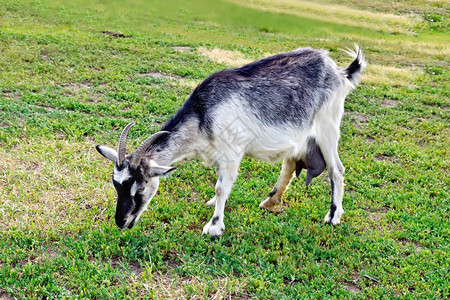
96,46 -> 366,236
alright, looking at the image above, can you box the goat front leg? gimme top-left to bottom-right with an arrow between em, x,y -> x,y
203,163 -> 239,236
259,158 -> 296,212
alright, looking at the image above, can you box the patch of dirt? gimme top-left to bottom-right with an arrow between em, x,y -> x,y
413,242 -> 424,252
110,257 -> 143,276
345,112 -> 368,130
0,290 -> 13,300
398,238 -> 425,252
381,99 -> 399,108
138,72 -> 170,79
343,270 -> 362,293
46,245 -> 59,260
129,261 -> 143,276
101,31 -> 132,38
197,47 -> 252,67
369,206 -> 389,221
344,282 -> 361,294
1,91 -> 21,100
138,72 -> 199,88
374,154 -> 395,162
366,135 -> 375,143
350,112 -> 368,123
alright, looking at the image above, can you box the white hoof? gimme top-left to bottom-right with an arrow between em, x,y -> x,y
202,216 -> 225,236
206,196 -> 216,207
324,208 -> 344,225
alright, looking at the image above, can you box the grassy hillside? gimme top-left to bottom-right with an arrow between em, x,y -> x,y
0,0 -> 448,298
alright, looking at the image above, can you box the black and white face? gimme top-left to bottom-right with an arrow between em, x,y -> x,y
112,162 -> 160,229
96,140 -> 175,230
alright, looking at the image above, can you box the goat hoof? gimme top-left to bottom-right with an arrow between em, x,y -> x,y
259,197 -> 278,212
324,208 -> 344,225
206,196 -> 216,207
202,217 -> 225,236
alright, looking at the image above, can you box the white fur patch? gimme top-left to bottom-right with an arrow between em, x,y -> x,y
113,167 -> 132,183
130,182 -> 138,196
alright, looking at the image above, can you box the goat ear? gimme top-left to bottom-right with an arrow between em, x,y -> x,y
148,166 -> 177,178
96,145 -> 118,163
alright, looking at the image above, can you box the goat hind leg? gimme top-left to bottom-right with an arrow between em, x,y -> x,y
205,167 -> 219,207
322,150 -> 345,225
259,158 -> 296,212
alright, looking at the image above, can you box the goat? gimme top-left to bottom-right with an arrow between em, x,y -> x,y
96,46 -> 366,236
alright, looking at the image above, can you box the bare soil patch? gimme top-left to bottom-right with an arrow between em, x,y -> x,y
369,205 -> 389,221
0,290 -> 13,300
398,238 -> 424,252
344,282 -> 361,294
101,31 -> 132,38
1,91 -> 21,100
346,112 -> 368,130
381,99 -> 399,108
197,47 -> 252,67
138,72 -> 170,79
366,135 -> 375,143
374,154 -> 394,162
138,72 -> 199,88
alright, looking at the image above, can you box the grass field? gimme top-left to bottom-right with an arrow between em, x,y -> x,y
0,0 -> 449,298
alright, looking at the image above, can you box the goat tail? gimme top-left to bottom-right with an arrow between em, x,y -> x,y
343,45 -> 366,86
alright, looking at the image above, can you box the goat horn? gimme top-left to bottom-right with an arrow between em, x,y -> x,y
117,122 -> 135,166
130,131 -> 170,167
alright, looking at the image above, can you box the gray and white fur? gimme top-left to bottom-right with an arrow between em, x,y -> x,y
96,46 -> 366,236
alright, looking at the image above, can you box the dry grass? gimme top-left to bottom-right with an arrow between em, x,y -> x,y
0,138 -> 110,233
228,0 -> 417,34
343,33 -> 450,65
198,47 -> 253,67
312,0 -> 448,15
362,64 -> 423,87
129,272 -> 248,299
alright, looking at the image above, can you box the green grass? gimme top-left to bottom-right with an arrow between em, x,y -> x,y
0,0 -> 449,298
